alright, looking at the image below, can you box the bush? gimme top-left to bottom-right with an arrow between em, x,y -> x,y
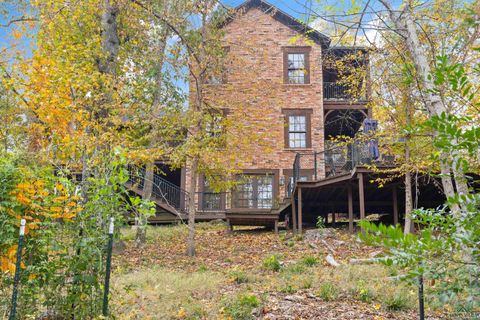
302,256 -> 319,267
231,270 -> 253,284
284,263 -> 305,274
381,291 -> 409,311
263,255 -> 281,272
223,293 -> 260,320
318,282 -> 338,301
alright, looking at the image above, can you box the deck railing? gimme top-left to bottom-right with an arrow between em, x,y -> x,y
323,82 -> 366,101
127,165 -> 190,214
288,140 -> 384,196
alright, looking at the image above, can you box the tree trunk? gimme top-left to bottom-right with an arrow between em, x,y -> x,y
404,159 -> 413,234
99,0 -> 120,76
404,95 -> 413,234
186,157 -> 199,256
134,24 -> 170,247
379,0 -> 469,213
136,162 -> 154,246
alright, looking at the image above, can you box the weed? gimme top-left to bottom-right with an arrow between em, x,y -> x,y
263,255 -> 281,272
223,293 -> 260,320
284,263 -> 305,274
281,284 -> 297,294
197,265 -> 208,272
231,270 -> 253,284
316,216 -> 325,229
318,282 -> 338,301
301,278 -> 313,289
382,291 -> 410,311
302,256 -> 319,267
355,280 -> 375,303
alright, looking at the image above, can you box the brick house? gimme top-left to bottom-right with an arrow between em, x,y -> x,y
127,0 -> 445,232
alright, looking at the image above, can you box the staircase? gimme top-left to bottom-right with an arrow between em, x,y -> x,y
126,165 -> 190,222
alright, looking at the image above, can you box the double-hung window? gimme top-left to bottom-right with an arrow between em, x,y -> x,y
288,115 -> 307,148
282,109 -> 312,149
283,47 -> 311,84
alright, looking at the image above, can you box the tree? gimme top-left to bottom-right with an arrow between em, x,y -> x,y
132,0 -> 275,256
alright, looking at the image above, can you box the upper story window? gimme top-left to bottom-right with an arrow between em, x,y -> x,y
288,116 -> 306,148
282,109 -> 312,149
283,47 -> 311,84
207,46 -> 230,85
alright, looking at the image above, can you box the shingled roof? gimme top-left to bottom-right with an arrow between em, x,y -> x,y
225,0 -> 331,49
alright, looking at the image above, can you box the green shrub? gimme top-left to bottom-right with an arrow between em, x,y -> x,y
281,284 -> 297,294
382,291 -> 409,310
231,270 -> 252,284
301,278 -> 313,289
284,263 -> 305,274
223,293 -> 260,320
263,255 -> 281,272
318,282 -> 338,301
357,287 -> 374,303
316,216 -> 325,229
302,256 -> 319,267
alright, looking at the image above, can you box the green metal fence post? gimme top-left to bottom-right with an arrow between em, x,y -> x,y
102,217 -> 114,317
9,219 -> 26,320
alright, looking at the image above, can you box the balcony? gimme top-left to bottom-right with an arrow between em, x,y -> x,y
323,82 -> 367,101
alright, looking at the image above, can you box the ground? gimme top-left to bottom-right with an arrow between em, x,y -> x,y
111,223 -> 446,320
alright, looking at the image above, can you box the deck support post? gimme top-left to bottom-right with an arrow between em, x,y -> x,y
226,219 -> 233,234
358,173 -> 366,220
393,186 -> 398,226
348,185 -> 354,233
291,196 -> 297,234
298,187 -> 303,234
274,220 -> 278,234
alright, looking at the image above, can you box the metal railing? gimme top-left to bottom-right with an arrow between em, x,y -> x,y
323,82 -> 366,101
288,140 -> 382,196
127,165 -> 189,214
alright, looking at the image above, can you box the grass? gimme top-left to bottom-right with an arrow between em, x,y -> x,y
302,255 -> 319,267
262,254 -> 281,272
318,282 -> 339,301
222,293 -> 260,320
120,224 -> 188,243
230,270 -> 255,284
112,267 -> 225,319
114,224 -> 422,318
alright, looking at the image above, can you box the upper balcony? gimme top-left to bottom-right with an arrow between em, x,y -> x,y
323,82 -> 368,102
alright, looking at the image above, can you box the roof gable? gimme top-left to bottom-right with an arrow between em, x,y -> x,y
225,0 -> 331,49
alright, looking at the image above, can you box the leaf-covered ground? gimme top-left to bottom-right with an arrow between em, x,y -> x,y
111,223 -> 447,319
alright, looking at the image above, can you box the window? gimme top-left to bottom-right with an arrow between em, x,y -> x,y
282,109 -> 312,149
201,177 -> 223,211
234,173 -> 277,209
287,53 -> 306,84
283,47 -> 310,84
205,113 -> 223,137
207,46 -> 230,85
288,115 -> 306,148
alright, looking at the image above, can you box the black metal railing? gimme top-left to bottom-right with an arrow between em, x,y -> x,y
289,140 -> 382,195
127,165 -> 189,214
323,82 -> 366,101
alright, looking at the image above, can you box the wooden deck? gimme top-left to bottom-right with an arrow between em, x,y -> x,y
290,166 -> 446,233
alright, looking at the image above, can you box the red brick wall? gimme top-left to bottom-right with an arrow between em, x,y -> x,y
186,7 -> 326,208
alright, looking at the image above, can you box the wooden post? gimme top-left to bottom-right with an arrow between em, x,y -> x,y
358,173 -> 365,220
332,212 -> 336,227
393,186 -> 399,226
226,219 -> 233,234
291,196 -> 297,234
348,185 -> 353,233
274,220 -> 278,234
298,187 -> 303,234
